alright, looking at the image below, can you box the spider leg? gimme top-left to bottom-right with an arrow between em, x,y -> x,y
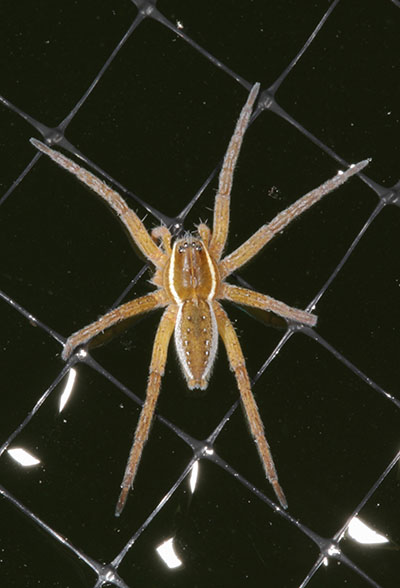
208,83 -> 260,261
197,223 -> 211,246
62,290 -> 167,360
30,138 -> 166,268
214,301 -> 287,509
220,283 -> 317,326
151,225 -> 172,255
219,158 -> 370,278
115,304 -> 177,516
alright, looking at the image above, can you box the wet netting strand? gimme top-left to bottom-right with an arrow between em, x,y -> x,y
0,1 -> 399,586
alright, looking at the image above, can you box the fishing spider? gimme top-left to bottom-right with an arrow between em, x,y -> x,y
31,83 -> 368,515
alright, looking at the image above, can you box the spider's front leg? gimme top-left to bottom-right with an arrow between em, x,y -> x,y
219,158 -> 370,278
30,138 -> 166,269
116,304 -> 177,516
208,83 -> 260,261
214,301 -> 288,509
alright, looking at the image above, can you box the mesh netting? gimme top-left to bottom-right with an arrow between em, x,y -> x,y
1,1 -> 399,586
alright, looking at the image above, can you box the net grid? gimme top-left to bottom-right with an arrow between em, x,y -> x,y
0,0 -> 399,586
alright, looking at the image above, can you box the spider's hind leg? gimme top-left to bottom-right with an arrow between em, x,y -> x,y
214,301 -> 288,509
115,304 -> 177,516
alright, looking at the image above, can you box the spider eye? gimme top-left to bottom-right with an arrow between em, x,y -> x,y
178,242 -> 189,253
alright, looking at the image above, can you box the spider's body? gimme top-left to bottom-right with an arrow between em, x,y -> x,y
162,234 -> 219,391
31,83 -> 368,516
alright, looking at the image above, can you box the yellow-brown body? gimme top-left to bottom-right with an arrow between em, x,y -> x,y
30,82 -> 366,515
165,235 -> 220,390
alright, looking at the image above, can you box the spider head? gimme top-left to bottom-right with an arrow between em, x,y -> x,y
176,234 -> 204,255
168,234 -> 219,302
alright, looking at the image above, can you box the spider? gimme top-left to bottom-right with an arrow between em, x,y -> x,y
31,83 -> 368,516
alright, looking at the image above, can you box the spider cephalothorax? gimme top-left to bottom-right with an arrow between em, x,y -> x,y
31,83 -> 368,515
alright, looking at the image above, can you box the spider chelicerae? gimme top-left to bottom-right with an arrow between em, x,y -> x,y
31,83 -> 368,515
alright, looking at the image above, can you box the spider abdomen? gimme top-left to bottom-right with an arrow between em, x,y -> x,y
174,299 -> 218,390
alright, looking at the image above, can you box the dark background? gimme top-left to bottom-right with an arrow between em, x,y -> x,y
0,1 -> 399,586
